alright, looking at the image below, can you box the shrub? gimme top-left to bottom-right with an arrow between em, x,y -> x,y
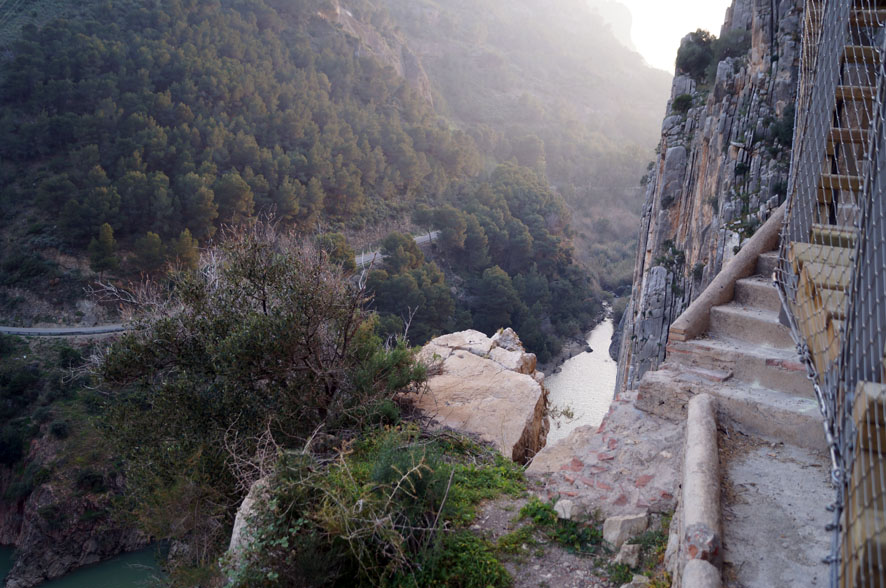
671,94 -> 693,114
771,104 -> 795,147
398,530 -> 511,588
97,224 -> 427,570
715,28 -> 752,61
518,497 -> 604,554
49,420 -> 70,439
225,428 -> 525,587
76,469 -> 107,494
57,344 -> 83,369
0,428 -> 24,465
675,30 -> 714,81
0,364 -> 41,397
0,252 -> 56,286
32,406 -> 52,424
0,334 -> 20,357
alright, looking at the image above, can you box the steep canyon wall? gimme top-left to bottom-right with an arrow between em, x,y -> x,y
617,0 -> 803,390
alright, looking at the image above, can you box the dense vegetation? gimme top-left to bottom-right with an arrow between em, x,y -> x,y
0,0 -> 481,244
378,0 -> 671,291
92,226 -> 424,580
0,0 -> 622,359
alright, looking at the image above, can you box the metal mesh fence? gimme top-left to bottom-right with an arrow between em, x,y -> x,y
775,1 -> 886,585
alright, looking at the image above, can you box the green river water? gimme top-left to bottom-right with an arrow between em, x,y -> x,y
0,546 -> 165,587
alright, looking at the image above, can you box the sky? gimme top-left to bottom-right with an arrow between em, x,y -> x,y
618,0 -> 735,72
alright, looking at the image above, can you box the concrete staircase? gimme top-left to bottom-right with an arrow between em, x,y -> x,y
636,250 -> 826,452
636,246 -> 832,587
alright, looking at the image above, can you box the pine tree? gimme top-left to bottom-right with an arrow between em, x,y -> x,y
169,228 -> 199,270
134,232 -> 165,272
88,223 -> 119,279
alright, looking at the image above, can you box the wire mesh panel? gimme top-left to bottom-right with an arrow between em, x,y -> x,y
776,1 -> 886,585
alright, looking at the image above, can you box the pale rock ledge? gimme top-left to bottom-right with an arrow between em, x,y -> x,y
403,328 -> 549,463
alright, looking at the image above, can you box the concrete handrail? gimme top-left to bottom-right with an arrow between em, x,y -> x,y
680,393 -> 722,587
669,204 -> 785,342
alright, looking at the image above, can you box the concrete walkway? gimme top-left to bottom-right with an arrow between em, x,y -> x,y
636,248 -> 833,586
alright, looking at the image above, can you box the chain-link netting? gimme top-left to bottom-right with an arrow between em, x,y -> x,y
776,1 -> 886,585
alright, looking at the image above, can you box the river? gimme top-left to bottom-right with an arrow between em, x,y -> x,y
545,318 -> 618,445
0,546 -> 164,587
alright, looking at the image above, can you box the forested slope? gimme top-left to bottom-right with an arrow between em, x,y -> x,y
0,0 -> 663,360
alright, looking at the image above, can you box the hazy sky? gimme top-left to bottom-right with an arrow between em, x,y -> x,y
619,0 -> 734,72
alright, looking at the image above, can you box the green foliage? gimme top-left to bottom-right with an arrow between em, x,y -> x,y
318,232 -> 357,272
4,462 -> 51,501
75,468 -> 107,494
0,427 -> 25,465
671,94 -> 693,114
134,231 -> 165,272
0,334 -> 20,358
653,240 -> 686,273
518,497 -> 605,554
676,28 -> 751,84
87,222 -> 118,276
714,29 -> 752,62
96,224 -> 426,567
607,563 -> 633,585
168,228 -> 199,270
49,420 -> 70,439
225,426 -> 524,587
381,232 -> 425,274
675,30 -> 714,81
395,530 -> 512,588
0,0 -> 482,243
0,252 -> 57,287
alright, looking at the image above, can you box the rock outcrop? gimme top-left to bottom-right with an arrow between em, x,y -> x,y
406,329 -> 549,464
322,0 -> 434,105
617,0 -> 803,391
2,480 -> 146,588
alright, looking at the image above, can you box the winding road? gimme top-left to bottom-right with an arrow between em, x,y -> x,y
1,231 -> 439,336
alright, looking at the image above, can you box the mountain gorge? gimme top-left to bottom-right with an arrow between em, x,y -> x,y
0,0 -> 670,358
0,0 -> 675,584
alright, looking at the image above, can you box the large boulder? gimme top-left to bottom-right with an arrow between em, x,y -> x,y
406,329 -> 548,463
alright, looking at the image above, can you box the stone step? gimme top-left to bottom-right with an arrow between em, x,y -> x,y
709,303 -> 795,349
734,275 -> 782,313
755,251 -> 779,278
667,336 -> 812,398
636,367 -> 826,451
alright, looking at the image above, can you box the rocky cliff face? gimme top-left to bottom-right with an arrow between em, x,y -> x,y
0,434 -> 147,587
617,0 -> 803,390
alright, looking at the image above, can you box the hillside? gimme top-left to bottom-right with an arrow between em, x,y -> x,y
0,0 -> 676,584
0,0 -> 671,360
376,0 -> 673,290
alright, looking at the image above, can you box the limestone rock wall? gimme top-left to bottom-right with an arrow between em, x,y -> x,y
617,0 -> 802,390
407,329 -> 549,464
